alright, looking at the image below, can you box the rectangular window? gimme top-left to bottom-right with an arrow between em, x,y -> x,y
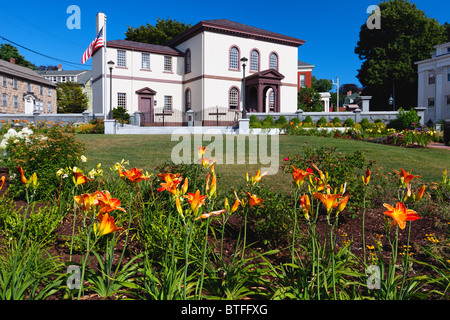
164,95 -> 172,111
47,102 -> 52,113
13,78 -> 18,89
447,67 -> 450,82
27,82 -> 32,92
61,76 -> 66,83
1,75 -> 7,87
47,87 -> 52,97
141,53 -> 150,70
1,94 -> 7,107
117,92 -> 126,108
70,76 -> 75,82
164,56 -> 172,72
39,85 -> 43,95
52,76 -> 57,83
428,72 -> 435,85
427,98 -> 435,107
299,74 -> 305,88
117,50 -> 126,67
13,95 -> 18,108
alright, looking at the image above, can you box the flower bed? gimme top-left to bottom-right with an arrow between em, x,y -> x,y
0,127 -> 448,301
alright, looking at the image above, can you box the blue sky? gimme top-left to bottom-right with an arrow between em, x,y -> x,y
0,0 -> 448,90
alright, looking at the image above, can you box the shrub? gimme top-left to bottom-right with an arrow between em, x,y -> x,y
262,115 -> 274,127
1,125 -> 85,200
291,117 -> 301,125
316,116 -> 327,127
113,106 -> 130,123
360,118 -> 371,130
275,115 -> 287,126
303,115 -> 313,125
332,117 -> 342,126
344,118 -> 355,127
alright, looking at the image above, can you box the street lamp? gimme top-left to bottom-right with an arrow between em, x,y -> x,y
107,60 -> 115,119
330,76 -> 339,112
241,57 -> 248,118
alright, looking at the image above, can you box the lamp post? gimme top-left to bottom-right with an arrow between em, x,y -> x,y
241,57 -> 248,118
330,76 -> 339,112
388,94 -> 393,111
107,60 -> 115,119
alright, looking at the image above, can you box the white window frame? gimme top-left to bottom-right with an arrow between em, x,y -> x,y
13,95 -> 18,108
428,72 -> 435,85
164,95 -> 172,111
141,53 -> 150,70
427,97 -> 435,108
117,50 -> 126,67
269,53 -> 278,70
299,74 -> 306,88
117,92 -> 127,108
229,47 -> 239,70
47,102 -> 52,113
1,93 -> 7,106
1,75 -> 7,87
164,56 -> 172,72
250,50 -> 259,72
12,77 -> 18,89
229,87 -> 239,110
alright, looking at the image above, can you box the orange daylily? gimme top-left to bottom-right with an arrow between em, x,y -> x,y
157,173 -> 183,194
121,167 -> 149,183
197,146 -> 209,158
17,165 -> 27,185
195,209 -> 227,220
200,157 -> 216,169
299,194 -> 311,220
185,190 -> 207,213
94,212 -> 125,237
291,166 -> 313,187
335,194 -> 350,214
363,169 -> 371,185
246,169 -> 268,186
394,168 -> 421,185
246,192 -> 263,207
383,202 -> 421,230
0,176 -> 5,190
313,192 -> 341,214
74,192 -> 99,211
93,190 -> 126,217
415,185 -> 426,201
73,171 -> 93,186
206,173 -> 217,198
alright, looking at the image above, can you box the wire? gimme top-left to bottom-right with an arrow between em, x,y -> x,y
0,35 -> 91,68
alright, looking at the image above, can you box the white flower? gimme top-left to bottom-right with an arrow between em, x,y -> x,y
80,155 -> 87,163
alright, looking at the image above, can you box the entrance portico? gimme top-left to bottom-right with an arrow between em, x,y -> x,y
244,69 -> 284,113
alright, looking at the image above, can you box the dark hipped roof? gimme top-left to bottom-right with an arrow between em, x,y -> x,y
106,40 -> 184,56
37,69 -> 92,85
0,59 -> 56,86
168,19 -> 305,47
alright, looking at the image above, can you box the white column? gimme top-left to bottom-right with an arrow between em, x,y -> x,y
435,67 -> 443,122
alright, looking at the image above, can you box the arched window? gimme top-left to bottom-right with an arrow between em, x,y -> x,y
250,49 -> 259,72
185,88 -> 191,110
269,52 -> 278,70
229,46 -> 239,70
185,49 -> 191,73
269,90 -> 275,111
229,87 -> 239,110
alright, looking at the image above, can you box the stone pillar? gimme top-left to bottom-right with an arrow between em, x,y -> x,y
414,107 -> 427,125
295,109 -> 303,122
82,110 -> 90,123
134,111 -> 142,126
187,110 -> 194,127
104,119 -> 116,134
359,96 -> 372,112
33,110 -> 41,124
354,108 -> 362,123
238,118 -> 250,134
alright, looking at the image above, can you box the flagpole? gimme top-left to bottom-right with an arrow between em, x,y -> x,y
103,14 -> 107,120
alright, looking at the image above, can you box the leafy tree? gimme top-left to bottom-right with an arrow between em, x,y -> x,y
0,43 -> 36,69
339,83 -> 361,95
311,76 -> 333,92
355,0 -> 447,110
125,18 -> 192,45
56,82 -> 88,113
298,86 -> 323,112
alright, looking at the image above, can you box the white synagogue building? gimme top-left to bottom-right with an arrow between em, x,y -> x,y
92,14 -> 305,125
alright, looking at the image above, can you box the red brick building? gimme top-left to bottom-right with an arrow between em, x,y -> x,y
297,60 -> 314,90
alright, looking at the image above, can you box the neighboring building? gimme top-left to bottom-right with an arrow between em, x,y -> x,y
92,15 -> 305,125
38,65 -> 93,112
297,60 -> 314,90
0,58 -> 57,114
415,41 -> 450,124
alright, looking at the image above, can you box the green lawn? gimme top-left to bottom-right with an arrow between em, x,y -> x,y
77,134 -> 449,194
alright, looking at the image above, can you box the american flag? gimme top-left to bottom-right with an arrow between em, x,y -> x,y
81,27 -> 104,64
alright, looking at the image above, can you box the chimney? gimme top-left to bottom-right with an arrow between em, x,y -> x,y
10,58 -> 15,64
58,64 -> 62,71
